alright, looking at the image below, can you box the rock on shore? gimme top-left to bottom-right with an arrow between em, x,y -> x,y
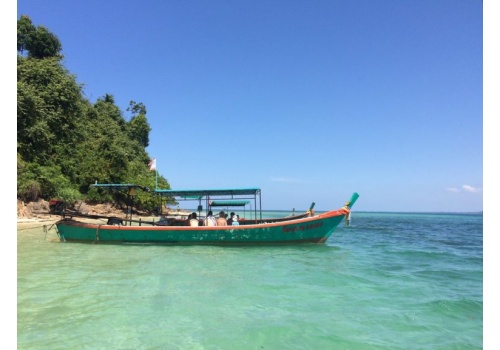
17,199 -> 127,220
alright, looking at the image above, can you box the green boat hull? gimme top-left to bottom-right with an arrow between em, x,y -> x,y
55,209 -> 349,245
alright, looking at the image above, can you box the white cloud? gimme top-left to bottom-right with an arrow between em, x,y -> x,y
462,185 -> 480,193
446,185 -> 481,193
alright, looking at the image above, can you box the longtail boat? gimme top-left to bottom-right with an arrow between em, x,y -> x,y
53,184 -> 359,245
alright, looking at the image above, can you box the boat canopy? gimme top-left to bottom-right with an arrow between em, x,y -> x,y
154,188 -> 262,219
153,188 -> 260,197
210,200 -> 250,207
87,184 -> 263,220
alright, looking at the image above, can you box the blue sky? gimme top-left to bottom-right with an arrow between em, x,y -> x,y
14,0 -> 485,212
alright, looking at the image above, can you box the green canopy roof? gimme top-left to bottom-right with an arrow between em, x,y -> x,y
210,200 -> 250,207
88,184 -> 263,218
154,188 -> 260,197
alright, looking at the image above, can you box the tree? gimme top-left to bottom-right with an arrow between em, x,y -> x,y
17,56 -> 84,163
127,101 -> 151,148
17,15 -> 62,59
17,15 -> 35,54
16,17 -> 170,209
26,26 -> 63,59
127,100 -> 147,116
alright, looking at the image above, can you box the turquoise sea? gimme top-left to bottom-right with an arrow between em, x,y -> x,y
17,211 -> 483,349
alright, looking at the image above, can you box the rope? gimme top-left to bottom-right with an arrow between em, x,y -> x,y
340,206 -> 350,214
17,226 -> 41,232
93,225 -> 101,244
17,220 -> 58,231
40,223 -> 65,241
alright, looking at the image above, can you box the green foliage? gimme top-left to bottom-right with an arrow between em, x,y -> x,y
17,179 -> 41,202
18,15 -> 62,59
17,160 -> 81,203
17,15 -> 35,54
17,56 -> 84,163
17,16 -> 171,212
26,26 -> 63,59
127,114 -> 151,148
85,187 -> 115,204
126,101 -> 151,147
127,100 -> 147,115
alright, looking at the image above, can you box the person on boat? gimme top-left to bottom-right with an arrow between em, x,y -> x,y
216,211 -> 227,226
227,212 -> 235,225
185,213 -> 192,226
189,212 -> 199,226
232,214 -> 240,226
204,210 -> 217,226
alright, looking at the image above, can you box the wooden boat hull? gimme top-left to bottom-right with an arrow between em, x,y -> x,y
55,209 -> 349,245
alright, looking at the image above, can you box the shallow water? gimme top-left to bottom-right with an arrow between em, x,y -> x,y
17,212 -> 482,349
